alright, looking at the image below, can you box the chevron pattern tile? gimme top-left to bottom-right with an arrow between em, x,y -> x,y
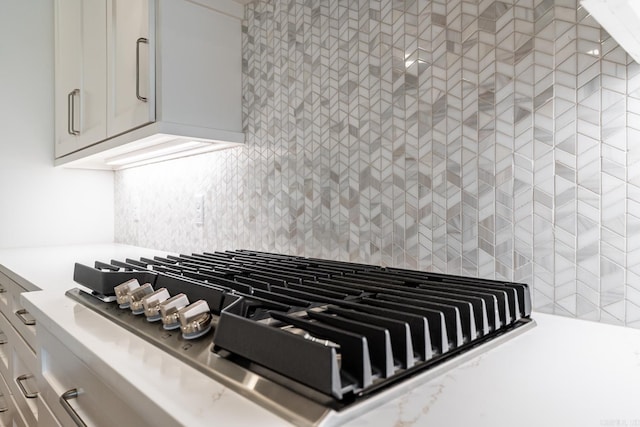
553,2 -> 577,317
574,4 -> 601,322
114,0 -> 640,329
599,26 -> 628,325
513,0 -> 534,299
628,56 -> 640,328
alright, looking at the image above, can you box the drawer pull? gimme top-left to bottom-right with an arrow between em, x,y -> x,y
16,374 -> 38,399
0,286 -> 5,293
60,388 -> 87,427
15,309 -> 36,326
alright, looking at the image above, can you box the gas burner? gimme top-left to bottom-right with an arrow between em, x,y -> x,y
68,250 -> 535,426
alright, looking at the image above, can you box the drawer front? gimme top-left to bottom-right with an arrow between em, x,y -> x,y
0,310 -> 38,427
0,272 -> 36,352
11,409 -> 28,427
39,328 -> 152,427
37,395 -> 62,427
8,344 -> 38,427
0,280 -> 8,315
0,371 -> 17,426
0,313 -> 11,377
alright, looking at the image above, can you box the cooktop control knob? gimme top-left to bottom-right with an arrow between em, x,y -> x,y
178,300 -> 212,340
160,293 -> 189,330
142,288 -> 170,322
114,279 -> 140,309
129,283 -> 154,315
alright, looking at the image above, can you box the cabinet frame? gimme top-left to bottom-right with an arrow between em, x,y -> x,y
54,0 -> 245,170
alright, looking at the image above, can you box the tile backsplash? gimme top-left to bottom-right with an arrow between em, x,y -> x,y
115,0 -> 640,328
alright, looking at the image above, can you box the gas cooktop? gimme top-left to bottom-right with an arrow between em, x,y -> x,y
67,249 -> 535,426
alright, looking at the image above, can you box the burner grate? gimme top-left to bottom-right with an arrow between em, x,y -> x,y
71,250 -> 533,404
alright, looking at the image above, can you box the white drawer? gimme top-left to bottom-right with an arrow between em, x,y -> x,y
37,395 -> 62,427
0,314 -> 11,378
10,409 -> 28,427
0,311 -> 38,427
0,371 -> 17,427
39,327 -> 152,427
0,273 -> 35,352
0,274 -> 11,315
7,345 -> 38,427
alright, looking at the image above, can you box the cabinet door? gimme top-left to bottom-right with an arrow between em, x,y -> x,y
79,1 -> 108,148
54,0 -> 107,158
54,0 -> 81,157
107,0 -> 154,137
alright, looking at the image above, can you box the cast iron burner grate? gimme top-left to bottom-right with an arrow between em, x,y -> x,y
68,249 -> 534,424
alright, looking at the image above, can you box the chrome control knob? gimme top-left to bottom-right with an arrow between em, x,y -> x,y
142,288 -> 170,322
129,283 -> 154,315
160,293 -> 189,330
179,300 -> 212,340
114,279 -> 140,309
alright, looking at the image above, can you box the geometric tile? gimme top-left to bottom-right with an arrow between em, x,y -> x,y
113,0 -> 640,329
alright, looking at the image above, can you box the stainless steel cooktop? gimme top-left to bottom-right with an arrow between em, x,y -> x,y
67,249 -> 535,426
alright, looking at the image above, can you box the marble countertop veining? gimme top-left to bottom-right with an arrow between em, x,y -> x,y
22,291 -> 289,427
349,311 -> 640,426
3,244 -> 640,426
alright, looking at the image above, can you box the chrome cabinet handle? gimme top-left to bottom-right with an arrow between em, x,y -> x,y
67,90 -> 73,135
16,374 -> 38,399
67,89 -> 80,135
60,388 -> 87,427
136,37 -> 148,102
15,309 -> 35,326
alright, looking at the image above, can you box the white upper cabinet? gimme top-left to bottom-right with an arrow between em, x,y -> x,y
54,0 -> 107,156
54,0 -> 244,169
107,0 -> 153,137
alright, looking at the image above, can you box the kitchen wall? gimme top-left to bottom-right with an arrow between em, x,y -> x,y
0,1 -> 114,248
115,0 -> 640,328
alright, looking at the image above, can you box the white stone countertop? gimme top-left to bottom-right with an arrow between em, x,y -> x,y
3,244 -> 640,426
0,243 -> 175,293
